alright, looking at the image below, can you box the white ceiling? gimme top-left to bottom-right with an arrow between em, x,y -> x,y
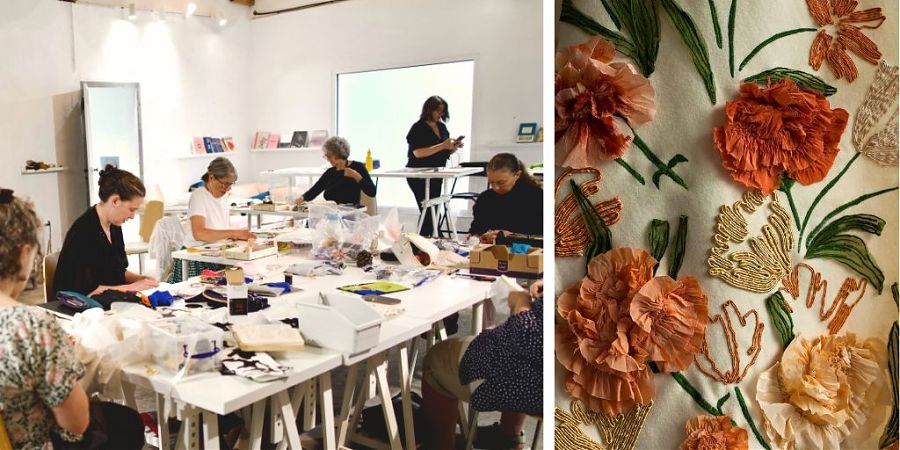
69,0 -> 342,17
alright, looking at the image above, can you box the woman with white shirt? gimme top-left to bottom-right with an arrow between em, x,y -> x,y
168,157 -> 254,282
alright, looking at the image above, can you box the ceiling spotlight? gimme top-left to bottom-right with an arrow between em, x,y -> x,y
127,3 -> 137,20
185,2 -> 197,18
215,11 -> 228,27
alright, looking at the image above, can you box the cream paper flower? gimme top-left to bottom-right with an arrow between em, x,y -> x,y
756,333 -> 889,449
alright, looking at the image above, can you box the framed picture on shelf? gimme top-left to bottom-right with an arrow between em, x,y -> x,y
516,122 -> 538,143
309,130 -> 328,147
291,131 -> 309,148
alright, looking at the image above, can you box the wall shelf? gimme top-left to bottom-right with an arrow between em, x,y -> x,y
250,147 -> 322,153
176,152 -> 239,160
482,142 -> 544,148
21,167 -> 65,174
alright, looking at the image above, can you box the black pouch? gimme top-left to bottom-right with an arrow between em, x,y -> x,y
90,290 -> 141,310
359,392 -> 425,444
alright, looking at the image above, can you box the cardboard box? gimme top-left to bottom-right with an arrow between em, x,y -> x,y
223,241 -> 278,260
468,244 -> 543,279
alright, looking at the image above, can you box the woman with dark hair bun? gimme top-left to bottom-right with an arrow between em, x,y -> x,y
54,165 -> 158,297
469,153 -> 543,243
405,95 -> 464,236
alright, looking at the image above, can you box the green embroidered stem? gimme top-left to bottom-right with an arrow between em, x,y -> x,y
805,186 -> 898,249
599,0 -> 623,29
631,130 -> 689,190
559,0 -> 639,67
798,152 -> 860,249
880,320 -> 899,449
735,386 -> 772,450
669,215 -> 688,279
648,219 -> 670,275
614,157 -> 646,185
708,0 -> 723,48
727,0 -> 737,76
670,372 -> 737,426
778,178 -> 802,231
738,28 -> 818,71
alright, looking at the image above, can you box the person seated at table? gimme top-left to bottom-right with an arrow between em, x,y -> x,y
54,165 -> 159,297
0,187 -> 144,450
421,281 -> 543,449
295,136 -> 376,206
469,153 -> 543,244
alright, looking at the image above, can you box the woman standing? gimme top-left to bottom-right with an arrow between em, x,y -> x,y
405,95 -> 464,236
54,165 -> 158,297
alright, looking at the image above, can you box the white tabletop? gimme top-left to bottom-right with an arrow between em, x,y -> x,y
369,166 -> 482,179
261,166 -> 329,177
120,346 -> 341,415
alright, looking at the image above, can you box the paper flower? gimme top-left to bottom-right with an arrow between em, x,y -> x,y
712,79 -> 849,195
556,248 -> 710,414
631,276 -> 709,372
806,0 -> 885,82
555,37 -> 655,169
756,333 -> 889,449
678,415 -> 749,450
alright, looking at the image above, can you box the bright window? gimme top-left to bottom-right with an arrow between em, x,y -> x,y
337,60 -> 475,209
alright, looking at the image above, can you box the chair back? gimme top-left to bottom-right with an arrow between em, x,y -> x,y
42,252 -> 60,303
360,192 -> 377,216
140,200 -> 164,243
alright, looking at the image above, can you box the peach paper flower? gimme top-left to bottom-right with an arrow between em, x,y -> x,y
678,415 -> 749,450
556,248 -> 710,414
555,37 -> 655,169
713,79 -> 849,195
806,0 -> 885,82
756,333 -> 889,450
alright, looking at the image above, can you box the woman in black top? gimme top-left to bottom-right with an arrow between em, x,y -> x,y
297,136 -> 376,206
469,153 -> 543,243
54,166 -> 159,297
405,95 -> 464,235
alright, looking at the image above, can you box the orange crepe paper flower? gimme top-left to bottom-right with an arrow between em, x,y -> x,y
713,79 -> 849,195
678,415 -> 749,450
556,37 -> 655,169
806,0 -> 885,82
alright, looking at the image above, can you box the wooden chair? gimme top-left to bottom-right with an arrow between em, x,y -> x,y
125,200 -> 164,273
42,251 -> 60,303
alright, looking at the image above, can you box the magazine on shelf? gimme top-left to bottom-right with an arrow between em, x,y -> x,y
309,130 -> 328,146
222,137 -> 235,152
266,133 -> 280,149
192,137 -> 205,155
290,131 -> 308,148
253,132 -> 269,149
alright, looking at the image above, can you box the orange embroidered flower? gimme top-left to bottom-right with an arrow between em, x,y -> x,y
806,0 -> 885,82
713,79 -> 849,195
555,37 -> 655,169
630,276 -> 709,372
556,248 -> 710,415
678,415 -> 749,450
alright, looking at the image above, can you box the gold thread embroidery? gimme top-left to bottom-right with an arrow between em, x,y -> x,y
694,300 -> 764,384
779,263 -> 868,334
555,400 -> 653,450
555,407 -> 606,450
707,190 -> 794,293
555,167 -> 624,257
853,60 -> 899,166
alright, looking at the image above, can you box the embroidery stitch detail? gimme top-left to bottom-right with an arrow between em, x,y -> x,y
555,167 -> 623,257
695,300 -> 764,384
707,190 -> 793,293
779,263 -> 867,334
853,60 -> 899,166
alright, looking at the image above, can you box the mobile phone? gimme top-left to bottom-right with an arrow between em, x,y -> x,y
363,295 -> 402,305
456,135 -> 465,142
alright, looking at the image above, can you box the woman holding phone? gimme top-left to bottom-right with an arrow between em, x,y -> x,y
405,95 -> 464,236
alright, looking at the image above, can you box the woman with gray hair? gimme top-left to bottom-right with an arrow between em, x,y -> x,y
296,136 -> 376,206
187,157 -> 255,244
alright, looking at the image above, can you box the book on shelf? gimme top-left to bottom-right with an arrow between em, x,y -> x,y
222,137 -> 235,152
290,131 -> 308,148
266,133 -> 280,149
203,137 -> 213,154
192,137 -> 205,155
253,132 -> 269,149
309,130 -> 328,147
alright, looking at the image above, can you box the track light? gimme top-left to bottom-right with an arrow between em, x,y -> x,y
127,3 -> 137,20
185,2 -> 197,18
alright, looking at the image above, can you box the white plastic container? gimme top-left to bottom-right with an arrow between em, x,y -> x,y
147,316 -> 226,373
295,292 -> 384,355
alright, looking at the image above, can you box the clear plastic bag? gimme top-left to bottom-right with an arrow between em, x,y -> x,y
309,204 -> 380,261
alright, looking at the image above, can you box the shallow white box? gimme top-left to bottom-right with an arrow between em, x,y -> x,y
295,292 -> 384,355
147,316 -> 226,373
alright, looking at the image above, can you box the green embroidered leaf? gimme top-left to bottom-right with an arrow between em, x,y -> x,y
668,215 -> 688,279
716,392 -> 731,411
659,0 -> 717,104
893,282 -> 898,307
653,154 -> 689,188
597,0 -> 660,77
735,386 -> 772,450
648,219 -> 670,274
807,214 -> 885,248
631,130 -> 689,190
707,0 -> 723,49
570,179 -> 613,264
727,0 -> 737,76
739,29 -> 818,72
805,187 -> 898,247
806,233 -> 885,294
879,321 -> 898,449
559,0 -> 638,63
744,67 -> 837,96
766,292 -> 794,348
614,157 -> 646,185
600,0 -> 623,29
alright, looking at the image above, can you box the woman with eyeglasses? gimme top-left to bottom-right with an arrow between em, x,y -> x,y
469,153 -> 543,244
295,136 -> 376,206
0,188 -> 145,450
186,157 -> 255,245
54,165 -> 159,297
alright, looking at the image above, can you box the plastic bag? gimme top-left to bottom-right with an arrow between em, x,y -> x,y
308,204 -> 380,261
488,275 -> 526,322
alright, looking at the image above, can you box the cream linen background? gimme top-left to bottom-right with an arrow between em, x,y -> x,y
555,0 -> 899,448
